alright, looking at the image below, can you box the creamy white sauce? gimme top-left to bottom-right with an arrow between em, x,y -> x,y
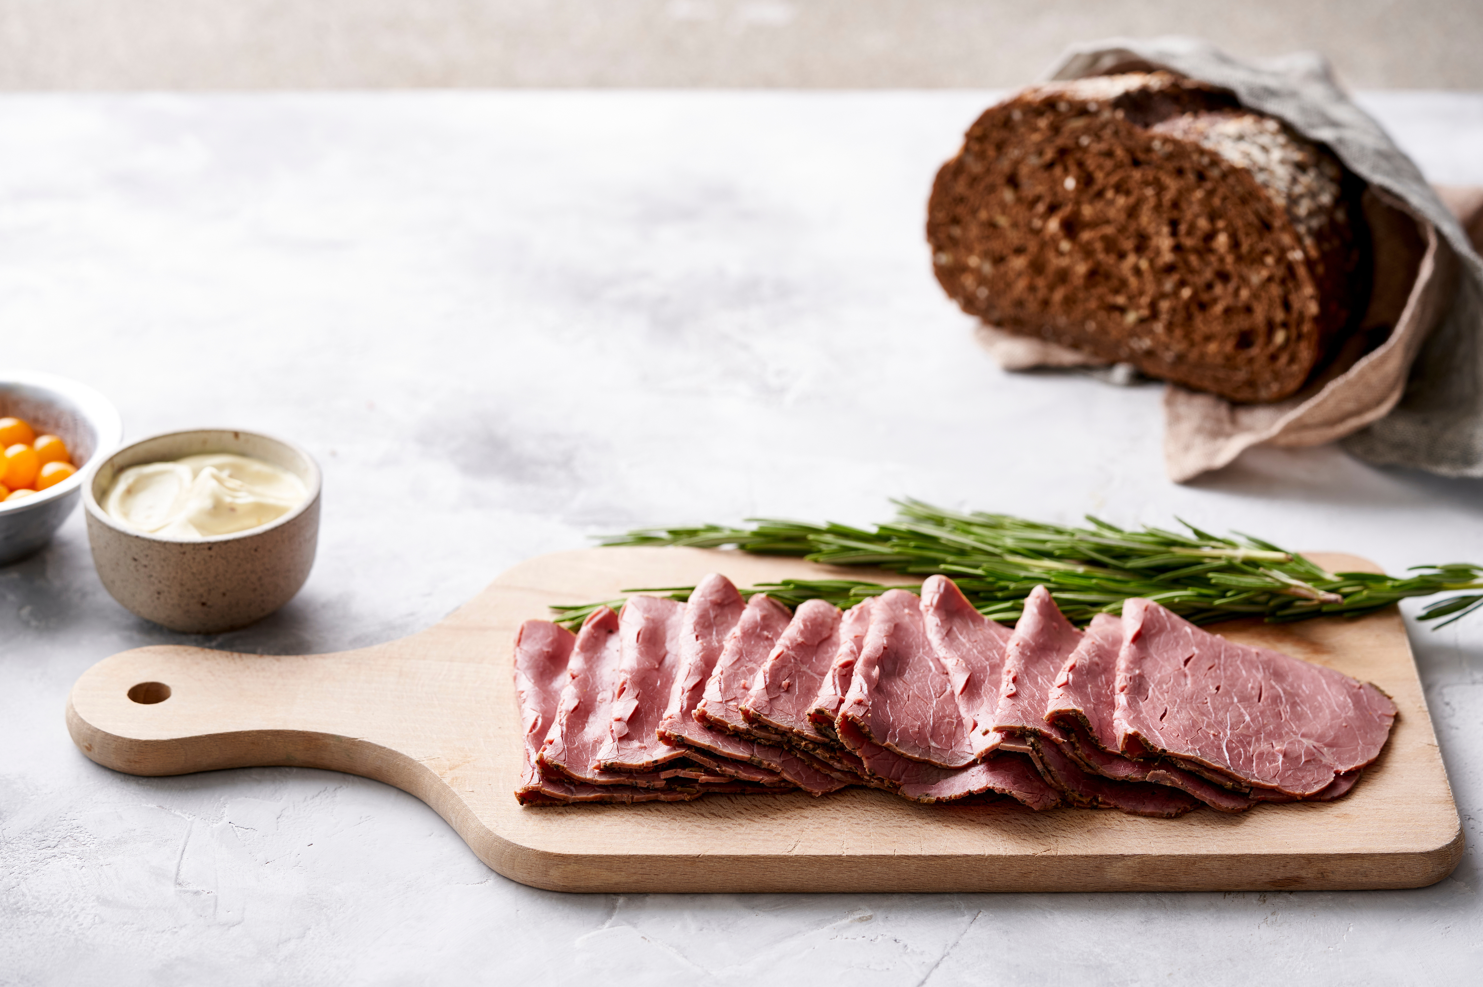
104,453 -> 308,539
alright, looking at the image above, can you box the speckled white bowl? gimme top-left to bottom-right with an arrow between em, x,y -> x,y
0,370 -> 123,566
83,429 -> 322,633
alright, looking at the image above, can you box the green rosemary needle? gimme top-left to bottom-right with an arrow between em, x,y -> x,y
550,499 -> 1483,631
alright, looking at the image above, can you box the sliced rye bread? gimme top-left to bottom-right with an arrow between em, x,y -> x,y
926,71 -> 1370,403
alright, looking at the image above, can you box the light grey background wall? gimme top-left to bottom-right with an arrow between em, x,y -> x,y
0,0 -> 1476,91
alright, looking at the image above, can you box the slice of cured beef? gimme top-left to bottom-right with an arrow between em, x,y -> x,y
807,598 -> 874,742
657,573 -> 749,750
594,595 -> 692,772
657,577 -> 843,795
514,615 -> 738,806
541,607 -> 727,788
992,585 -> 1079,743
1114,598 -> 1398,798
1025,735 -> 1199,817
839,589 -> 982,768
513,619 -> 580,803
836,717 -> 1061,809
1045,612 -> 1257,813
742,598 -> 843,746
1045,612 -> 1124,752
697,593 -> 794,743
920,575 -> 1014,761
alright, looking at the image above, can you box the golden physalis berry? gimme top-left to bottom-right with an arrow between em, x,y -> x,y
2,444 -> 40,490
34,434 -> 70,466
0,482 -> 8,499
35,460 -> 75,490
5,488 -> 35,502
0,417 -> 35,447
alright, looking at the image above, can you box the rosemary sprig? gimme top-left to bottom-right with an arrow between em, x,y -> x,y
552,499 -> 1483,631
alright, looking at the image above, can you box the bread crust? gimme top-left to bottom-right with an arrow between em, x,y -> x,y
927,72 -> 1369,403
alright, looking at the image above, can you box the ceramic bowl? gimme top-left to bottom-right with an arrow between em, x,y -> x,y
84,429 -> 322,633
0,371 -> 123,566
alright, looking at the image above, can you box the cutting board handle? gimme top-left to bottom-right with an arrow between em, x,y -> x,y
66,642 -> 397,779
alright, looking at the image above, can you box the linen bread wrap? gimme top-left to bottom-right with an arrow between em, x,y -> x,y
932,37 -> 1483,483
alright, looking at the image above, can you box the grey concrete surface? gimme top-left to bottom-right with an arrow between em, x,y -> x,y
2,90 -> 1482,984
0,0 -> 1479,91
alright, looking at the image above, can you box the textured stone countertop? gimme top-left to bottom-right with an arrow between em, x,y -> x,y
3,91 -> 1482,985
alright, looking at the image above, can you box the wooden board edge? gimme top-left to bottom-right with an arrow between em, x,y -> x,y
489,837 -> 1468,894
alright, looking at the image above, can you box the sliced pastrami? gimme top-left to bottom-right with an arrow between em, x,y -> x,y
540,607 -> 685,788
1044,612 -> 1261,813
836,717 -> 1061,809
921,575 -> 1014,760
992,585 -> 1079,742
595,595 -> 691,772
1115,598 -> 1398,798
1308,769 -> 1362,802
1045,612 -> 1123,749
742,599 -> 843,745
808,598 -> 874,741
658,573 -> 748,740
518,780 -> 702,806
697,593 -> 794,742
670,721 -> 851,795
512,618 -> 577,802
682,748 -> 793,787
1064,729 -> 1253,813
800,741 -> 872,779
839,589 -> 980,768
652,583 -> 848,795
519,778 -> 786,806
1026,737 -> 1200,818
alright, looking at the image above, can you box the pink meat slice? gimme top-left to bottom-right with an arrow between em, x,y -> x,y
518,782 -> 701,806
1044,612 -> 1256,813
1026,736 -> 1200,818
595,595 -> 692,772
1062,728 -> 1253,813
921,575 -> 1014,760
808,598 -> 874,740
839,589 -> 980,768
658,573 -> 749,742
1046,612 -> 1124,750
513,616 -> 736,805
1115,598 -> 1399,797
992,585 -> 1079,742
512,618 -> 578,802
697,593 -> 795,741
836,718 -> 1061,809
681,748 -> 794,787
655,577 -> 843,795
742,599 -> 843,745
539,608 -> 680,788
521,778 -> 788,806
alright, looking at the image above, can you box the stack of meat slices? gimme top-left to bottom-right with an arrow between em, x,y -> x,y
514,573 -> 1398,815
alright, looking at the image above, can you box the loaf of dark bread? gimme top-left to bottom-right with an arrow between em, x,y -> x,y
926,72 -> 1369,403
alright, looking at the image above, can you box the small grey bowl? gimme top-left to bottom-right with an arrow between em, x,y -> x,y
0,370 -> 123,566
83,429 -> 322,634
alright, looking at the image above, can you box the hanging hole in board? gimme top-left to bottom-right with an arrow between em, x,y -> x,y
127,682 -> 171,705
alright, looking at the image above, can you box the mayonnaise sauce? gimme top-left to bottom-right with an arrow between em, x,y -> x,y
104,453 -> 308,539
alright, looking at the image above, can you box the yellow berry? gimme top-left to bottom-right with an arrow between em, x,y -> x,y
34,434 -> 70,466
0,482 -> 8,499
0,418 -> 35,447
2,444 -> 40,490
36,460 -> 76,490
5,488 -> 35,502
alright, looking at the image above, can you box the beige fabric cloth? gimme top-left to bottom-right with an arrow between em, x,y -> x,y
970,38 -> 1483,482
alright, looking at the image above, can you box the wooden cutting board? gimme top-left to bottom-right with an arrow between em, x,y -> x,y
66,547 -> 1463,893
